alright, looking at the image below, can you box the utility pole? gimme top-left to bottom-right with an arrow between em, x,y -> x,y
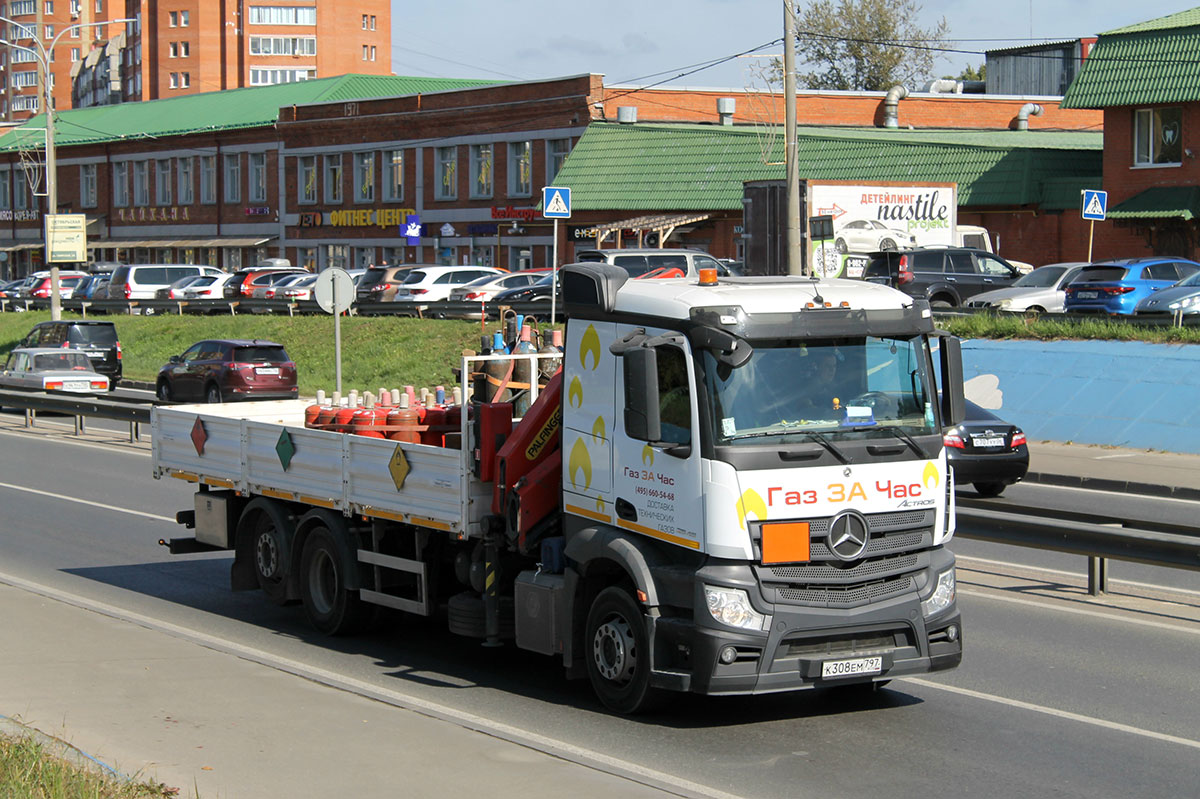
783,2 -> 802,276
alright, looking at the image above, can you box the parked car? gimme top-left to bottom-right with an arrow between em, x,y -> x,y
390,266 -> 507,304
1133,268 -> 1200,317
574,248 -> 725,278
223,267 -> 308,299
944,399 -> 1029,497
859,247 -> 1022,307
181,273 -> 238,300
446,270 -> 551,309
964,262 -> 1089,314
253,272 -> 311,299
833,219 -> 916,253
1064,257 -> 1200,315
0,348 -> 110,394
356,264 -> 417,303
0,278 -> 26,298
156,339 -> 298,403
20,270 -> 89,299
269,273 -> 319,301
104,264 -> 225,301
156,274 -> 214,300
18,319 -> 122,384
491,272 -> 561,317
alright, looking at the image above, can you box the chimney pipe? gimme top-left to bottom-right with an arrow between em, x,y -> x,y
882,85 -> 908,128
716,97 -> 736,125
617,106 -> 638,124
1015,102 -> 1044,131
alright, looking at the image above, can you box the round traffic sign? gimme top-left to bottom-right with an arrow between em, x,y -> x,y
314,267 -> 354,314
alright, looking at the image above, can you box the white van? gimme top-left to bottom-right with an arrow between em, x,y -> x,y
105,264 -> 225,300
573,248 -> 727,278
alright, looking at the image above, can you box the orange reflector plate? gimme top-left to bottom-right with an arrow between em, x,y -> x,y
761,522 -> 811,564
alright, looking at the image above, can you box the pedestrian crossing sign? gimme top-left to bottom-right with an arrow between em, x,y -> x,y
1081,189 -> 1108,221
542,186 -> 572,218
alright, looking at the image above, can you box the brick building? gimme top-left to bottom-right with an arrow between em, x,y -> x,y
0,0 -> 391,122
0,71 -> 1105,280
1062,8 -> 1200,259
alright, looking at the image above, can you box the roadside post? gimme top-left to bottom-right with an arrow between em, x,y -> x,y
542,186 -> 572,323
1081,189 -> 1108,262
314,267 -> 354,395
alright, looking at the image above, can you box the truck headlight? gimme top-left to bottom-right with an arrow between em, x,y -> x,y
704,586 -> 767,631
921,569 -> 956,617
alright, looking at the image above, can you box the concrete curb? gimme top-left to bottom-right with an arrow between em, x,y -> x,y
1024,471 -> 1200,503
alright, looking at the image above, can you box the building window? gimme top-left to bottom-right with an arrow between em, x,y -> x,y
169,10 -> 177,26
298,155 -> 316,204
156,158 -> 172,205
96,0 -> 102,12
249,68 -> 312,85
180,10 -> 189,26
177,157 -> 194,204
361,14 -> 368,29
548,138 -> 572,181
324,153 -> 343,203
470,144 -> 493,199
249,36 -> 316,56
370,15 -> 376,30
369,46 -> 376,61
200,155 -> 216,204
1134,107 -> 1183,166
248,6 -> 316,25
44,25 -> 54,39
70,48 -> 79,62
14,171 -> 27,211
180,72 -> 189,88
224,153 -> 241,203
46,1 -> 55,12
249,152 -> 267,203
80,163 -> 97,208
169,42 -> 178,57
169,72 -> 178,89
133,160 -> 149,205
354,152 -> 374,202
0,171 -> 9,212
361,45 -> 368,61
9,2 -> 35,17
384,150 -> 403,202
113,161 -> 129,207
508,141 -> 531,197
180,41 -> 189,56
436,146 -> 456,201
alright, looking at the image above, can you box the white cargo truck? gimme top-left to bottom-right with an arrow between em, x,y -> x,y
154,262 -> 967,713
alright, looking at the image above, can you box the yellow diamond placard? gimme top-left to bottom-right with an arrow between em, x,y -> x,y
388,444 -> 410,490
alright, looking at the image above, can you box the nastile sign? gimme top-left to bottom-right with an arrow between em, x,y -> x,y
45,214 -> 87,262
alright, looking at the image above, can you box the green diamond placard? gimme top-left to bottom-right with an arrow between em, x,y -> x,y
276,429 -> 296,471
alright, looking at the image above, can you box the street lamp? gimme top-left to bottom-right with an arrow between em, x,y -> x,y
0,15 -> 135,320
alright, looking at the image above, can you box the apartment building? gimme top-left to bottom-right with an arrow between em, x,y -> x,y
0,0 -> 391,121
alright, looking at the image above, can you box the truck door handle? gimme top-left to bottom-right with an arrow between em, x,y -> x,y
615,498 -> 638,522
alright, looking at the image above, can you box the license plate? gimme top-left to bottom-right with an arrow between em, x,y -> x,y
821,656 -> 882,679
255,367 -> 280,375
973,436 -> 1004,447
1077,290 -> 1098,299
62,380 -> 89,391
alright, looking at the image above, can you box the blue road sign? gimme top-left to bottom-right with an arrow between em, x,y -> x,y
1082,189 -> 1108,221
542,186 -> 572,219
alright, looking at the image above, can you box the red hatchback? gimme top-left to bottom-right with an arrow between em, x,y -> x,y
156,339 -> 298,403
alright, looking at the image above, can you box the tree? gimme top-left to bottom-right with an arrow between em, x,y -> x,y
951,63 -> 986,82
788,0 -> 950,91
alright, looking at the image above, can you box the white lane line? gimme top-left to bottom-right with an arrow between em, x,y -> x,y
0,481 -> 174,523
957,554 -> 1200,599
0,573 -> 743,799
1093,454 -> 1137,460
903,677 -> 1200,752
1012,482 -> 1200,506
959,586 -> 1200,637
0,427 -> 151,458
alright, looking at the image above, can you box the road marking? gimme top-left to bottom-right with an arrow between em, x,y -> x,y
1012,481 -> 1200,506
958,554 -> 1200,599
0,573 -> 745,799
903,677 -> 1200,752
959,586 -> 1200,637
1093,453 -> 1137,460
0,481 -> 174,523
0,427 -> 151,457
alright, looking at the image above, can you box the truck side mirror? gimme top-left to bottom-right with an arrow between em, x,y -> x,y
939,336 -> 965,427
623,346 -> 661,443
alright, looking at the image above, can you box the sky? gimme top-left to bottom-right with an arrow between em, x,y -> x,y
389,0 -> 1192,90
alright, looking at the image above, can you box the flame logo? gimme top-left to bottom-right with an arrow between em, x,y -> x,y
923,461 -> 940,490
592,415 -> 606,443
596,495 -> 606,513
579,324 -> 601,371
569,437 -> 592,490
642,444 -> 654,466
736,489 -> 767,531
568,376 -> 584,408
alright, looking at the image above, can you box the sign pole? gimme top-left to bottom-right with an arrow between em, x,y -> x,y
542,186 -> 572,326
1087,220 -> 1094,263
551,218 -> 559,324
333,279 -> 343,395
314,268 -> 353,396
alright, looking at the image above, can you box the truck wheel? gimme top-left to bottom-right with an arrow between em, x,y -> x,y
585,587 -> 665,715
252,510 -> 292,605
299,525 -> 371,636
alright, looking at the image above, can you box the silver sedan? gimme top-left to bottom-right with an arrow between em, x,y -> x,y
0,347 -> 111,394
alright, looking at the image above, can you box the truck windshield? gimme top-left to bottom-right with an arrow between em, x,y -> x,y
702,336 -> 936,446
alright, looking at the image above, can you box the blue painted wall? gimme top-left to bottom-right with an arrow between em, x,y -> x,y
961,340 -> 1200,453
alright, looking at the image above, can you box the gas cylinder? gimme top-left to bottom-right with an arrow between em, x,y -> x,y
421,394 -> 447,447
315,391 -> 340,431
538,329 -> 563,383
305,389 -> 327,428
512,325 -> 538,415
353,394 -> 387,438
377,388 -> 391,407
334,394 -> 359,434
386,394 -> 421,443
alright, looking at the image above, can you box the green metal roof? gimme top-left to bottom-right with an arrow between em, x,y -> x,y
1039,176 -> 1104,211
1108,186 -> 1200,220
0,74 -> 503,151
1062,11 -> 1200,108
550,123 -> 1102,211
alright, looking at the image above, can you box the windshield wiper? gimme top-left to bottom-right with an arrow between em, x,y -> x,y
877,425 -> 927,459
727,425 -> 852,462
802,430 -> 851,464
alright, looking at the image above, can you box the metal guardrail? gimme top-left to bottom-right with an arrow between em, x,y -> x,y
1,388 -> 1197,591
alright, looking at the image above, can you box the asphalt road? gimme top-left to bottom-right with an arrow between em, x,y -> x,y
1,429 -> 1198,799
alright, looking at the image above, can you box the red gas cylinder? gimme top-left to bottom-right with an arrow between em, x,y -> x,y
421,396 -> 447,447
334,399 -> 359,434
386,396 -> 421,443
305,402 -> 324,429
353,406 -> 386,438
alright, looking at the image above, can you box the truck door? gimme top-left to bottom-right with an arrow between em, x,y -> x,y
611,329 -> 705,552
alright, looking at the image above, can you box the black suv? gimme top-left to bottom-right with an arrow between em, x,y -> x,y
18,320 -> 122,386
860,247 -> 1021,307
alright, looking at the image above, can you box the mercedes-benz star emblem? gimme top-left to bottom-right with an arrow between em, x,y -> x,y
827,511 -> 870,561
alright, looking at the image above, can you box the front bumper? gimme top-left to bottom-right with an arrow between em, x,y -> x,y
648,548 -> 962,696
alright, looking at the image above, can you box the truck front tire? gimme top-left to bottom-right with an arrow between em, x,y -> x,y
585,586 -> 665,715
